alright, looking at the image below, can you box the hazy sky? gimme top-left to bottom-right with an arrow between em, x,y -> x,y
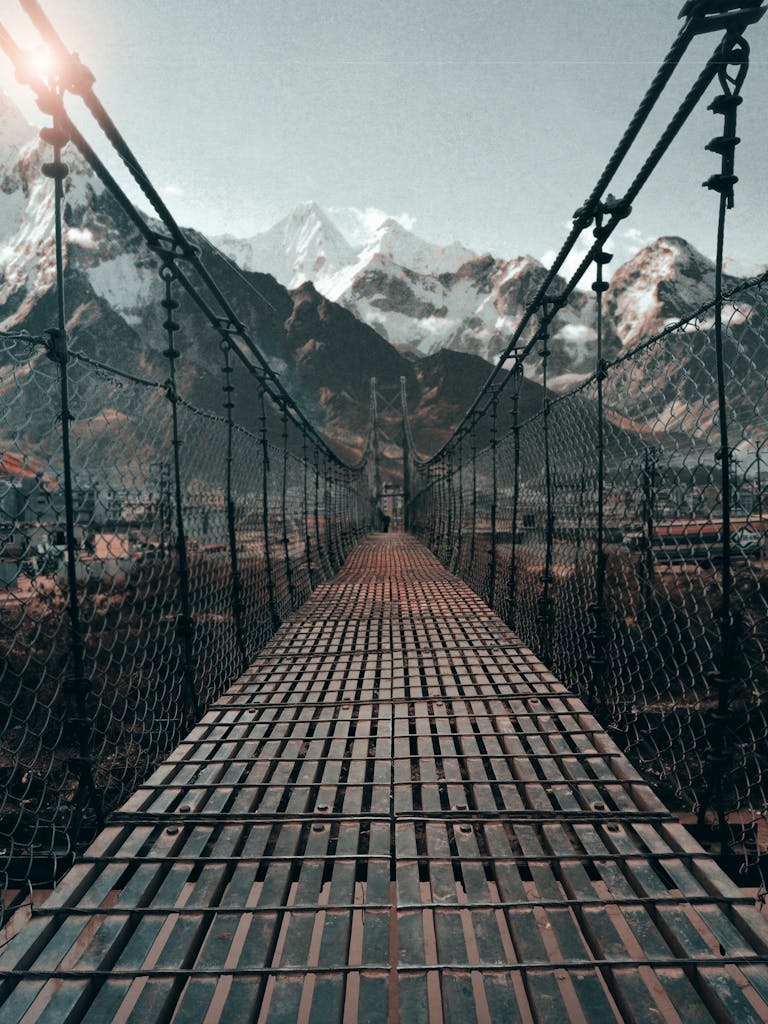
2,0 -> 767,272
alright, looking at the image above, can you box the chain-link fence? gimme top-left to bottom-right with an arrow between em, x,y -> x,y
411,272 -> 768,869
0,331 -> 373,920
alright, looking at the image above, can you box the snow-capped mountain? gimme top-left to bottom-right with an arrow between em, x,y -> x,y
0,92 -> 34,246
212,202 -> 358,293
214,201 -> 596,385
213,204 -> 477,300
2,85 -> 764,470
606,235 -> 738,351
214,202 -> 765,404
0,93 -> 506,467
336,250 -> 595,380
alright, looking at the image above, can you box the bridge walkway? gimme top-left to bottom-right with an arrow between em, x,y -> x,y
1,534 -> 767,1023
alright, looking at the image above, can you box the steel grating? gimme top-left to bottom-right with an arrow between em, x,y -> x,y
1,534 -> 767,1023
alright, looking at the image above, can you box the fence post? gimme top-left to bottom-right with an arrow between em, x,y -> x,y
280,402 -> 296,611
302,428 -> 315,591
487,388 -> 499,609
221,341 -> 247,672
469,417 -> 478,577
400,377 -> 411,531
324,455 -> 338,574
446,448 -> 455,567
311,445 -> 323,576
639,445 -> 658,605
41,91 -> 103,838
159,265 -> 199,722
344,468 -> 355,550
508,350 -> 523,631
455,433 -> 464,574
425,465 -> 434,549
537,307 -> 555,662
337,465 -> 347,558
697,37 -> 750,851
258,388 -> 280,632
586,210 -> 613,711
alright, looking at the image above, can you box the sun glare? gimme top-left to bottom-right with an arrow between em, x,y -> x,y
27,46 -> 54,81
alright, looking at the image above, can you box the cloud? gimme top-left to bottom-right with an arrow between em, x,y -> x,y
556,323 -> 596,343
328,205 -> 417,247
66,226 -> 96,248
161,183 -> 184,197
554,322 -> 598,365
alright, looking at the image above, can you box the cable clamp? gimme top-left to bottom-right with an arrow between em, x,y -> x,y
39,125 -> 68,148
600,193 -> 632,221
41,159 -> 68,181
702,172 -> 739,195
705,134 -> 740,156
59,53 -> 96,96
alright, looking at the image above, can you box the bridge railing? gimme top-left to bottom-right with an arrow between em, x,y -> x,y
0,330 -> 373,915
410,271 -> 768,865
0,0 -> 381,918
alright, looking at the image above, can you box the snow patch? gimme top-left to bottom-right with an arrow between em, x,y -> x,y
87,255 -> 156,323
67,226 -> 97,249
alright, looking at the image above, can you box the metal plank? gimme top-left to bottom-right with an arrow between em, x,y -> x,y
2,535 -> 767,1024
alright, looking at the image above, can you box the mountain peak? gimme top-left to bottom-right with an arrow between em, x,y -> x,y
607,236 -> 720,351
287,200 -> 326,222
619,236 -> 714,277
361,218 -> 476,277
212,202 -> 357,290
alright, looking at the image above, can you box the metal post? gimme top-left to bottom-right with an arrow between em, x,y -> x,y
160,264 -> 199,722
697,37 -> 750,851
302,428 -> 315,591
487,389 -> 499,609
508,351 -> 523,631
259,388 -> 280,632
370,377 -> 382,527
640,445 -> 658,603
324,455 -> 337,574
757,441 -> 763,522
470,418 -> 478,576
280,403 -> 295,611
588,214 -> 612,709
221,341 -> 247,672
313,444 -> 324,577
425,465 -> 435,550
446,448 -> 455,568
455,433 -> 464,575
538,310 -> 555,662
41,90 -> 103,838
400,377 -> 411,531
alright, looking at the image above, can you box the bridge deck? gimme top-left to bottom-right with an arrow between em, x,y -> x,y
1,534 -> 767,1023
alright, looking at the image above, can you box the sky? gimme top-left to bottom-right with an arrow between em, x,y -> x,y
1,0 -> 767,274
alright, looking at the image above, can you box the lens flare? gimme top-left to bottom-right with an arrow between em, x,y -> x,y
27,45 -> 54,81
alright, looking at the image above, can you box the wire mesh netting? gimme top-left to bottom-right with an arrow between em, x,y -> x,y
410,273 -> 768,867
0,334 -> 373,918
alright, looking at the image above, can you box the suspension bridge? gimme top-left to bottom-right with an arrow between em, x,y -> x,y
1,1 -> 768,1021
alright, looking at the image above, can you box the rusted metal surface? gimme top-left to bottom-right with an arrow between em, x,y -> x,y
1,533 -> 767,1022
